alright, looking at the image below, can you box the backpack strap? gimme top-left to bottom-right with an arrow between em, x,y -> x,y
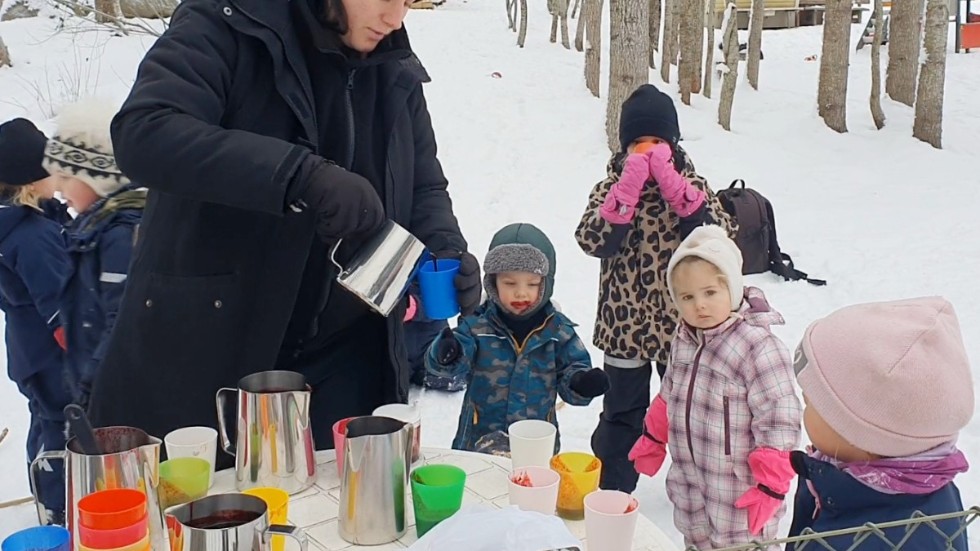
762,199 -> 827,286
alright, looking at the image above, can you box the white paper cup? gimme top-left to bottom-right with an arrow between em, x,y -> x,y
164,426 -> 218,488
508,466 -> 560,515
584,490 -> 639,551
373,403 -> 422,463
507,419 -> 556,468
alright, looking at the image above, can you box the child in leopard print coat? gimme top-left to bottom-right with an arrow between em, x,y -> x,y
574,84 -> 735,493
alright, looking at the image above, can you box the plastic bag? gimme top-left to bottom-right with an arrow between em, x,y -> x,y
406,505 -> 583,551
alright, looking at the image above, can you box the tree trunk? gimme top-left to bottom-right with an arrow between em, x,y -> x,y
571,0 -> 582,18
702,0 -> 714,97
886,0 -> 925,106
718,4 -> 739,130
818,0 -> 850,133
913,0 -> 948,148
0,35 -> 10,68
507,0 -> 516,30
660,0 -> 675,82
650,0 -> 661,68
575,0 -> 588,50
518,0 -> 529,47
678,0 -> 701,104
870,0 -> 885,129
746,0 -> 764,89
607,0 -> 650,152
692,1 -> 703,93
94,0 -> 121,23
585,0 -> 605,97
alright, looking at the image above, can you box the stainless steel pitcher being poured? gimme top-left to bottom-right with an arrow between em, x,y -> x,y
30,427 -> 166,551
338,416 -> 413,545
216,371 -> 316,494
330,219 -> 428,317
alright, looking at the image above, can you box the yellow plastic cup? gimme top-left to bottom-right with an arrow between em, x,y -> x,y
242,487 -> 289,551
550,452 -> 602,520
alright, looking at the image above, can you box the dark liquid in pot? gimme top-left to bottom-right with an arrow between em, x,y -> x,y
185,510 -> 261,529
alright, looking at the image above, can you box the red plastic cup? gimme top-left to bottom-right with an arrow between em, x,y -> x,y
77,489 -> 147,530
78,514 -> 148,549
332,417 -> 357,478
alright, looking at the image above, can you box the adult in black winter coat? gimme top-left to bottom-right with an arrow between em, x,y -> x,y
89,0 -> 482,462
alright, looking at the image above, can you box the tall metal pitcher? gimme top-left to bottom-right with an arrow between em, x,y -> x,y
30,427 -> 166,550
338,416 -> 413,545
216,371 -> 316,494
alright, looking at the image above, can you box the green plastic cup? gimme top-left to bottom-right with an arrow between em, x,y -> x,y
410,464 -> 466,538
159,457 -> 210,509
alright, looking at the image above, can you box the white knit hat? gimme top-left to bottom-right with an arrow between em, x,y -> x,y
666,225 -> 744,310
42,97 -> 129,197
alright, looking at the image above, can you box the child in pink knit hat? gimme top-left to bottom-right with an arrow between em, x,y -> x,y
787,297 -> 973,550
628,225 -> 802,550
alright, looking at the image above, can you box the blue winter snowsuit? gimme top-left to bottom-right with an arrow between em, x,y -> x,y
0,202 -> 72,521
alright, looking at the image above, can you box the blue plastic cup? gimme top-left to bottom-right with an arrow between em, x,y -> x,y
417,258 -> 461,320
2,526 -> 70,551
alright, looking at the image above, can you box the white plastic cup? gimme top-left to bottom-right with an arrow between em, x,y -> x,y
164,427 -> 218,488
508,466 -> 560,515
507,420 -> 557,468
584,490 -> 639,551
373,403 -> 422,463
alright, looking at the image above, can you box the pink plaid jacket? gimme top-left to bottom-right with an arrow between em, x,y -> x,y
661,287 -> 801,549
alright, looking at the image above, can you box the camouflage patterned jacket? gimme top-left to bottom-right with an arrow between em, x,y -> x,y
426,301 -> 595,452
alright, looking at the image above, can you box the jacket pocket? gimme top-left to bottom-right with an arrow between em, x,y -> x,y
723,396 -> 732,456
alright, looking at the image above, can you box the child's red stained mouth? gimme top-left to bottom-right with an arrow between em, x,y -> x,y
510,301 -> 532,312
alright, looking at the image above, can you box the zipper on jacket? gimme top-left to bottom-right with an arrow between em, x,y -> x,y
343,68 -> 357,170
684,332 -> 706,466
723,396 -> 731,456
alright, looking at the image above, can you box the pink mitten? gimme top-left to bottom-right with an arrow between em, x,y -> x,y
403,294 -> 418,322
599,152 -> 652,224
628,395 -> 669,476
734,448 -> 795,535
647,144 -> 705,218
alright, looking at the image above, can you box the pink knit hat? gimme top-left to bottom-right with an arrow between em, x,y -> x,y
795,297 -> 974,458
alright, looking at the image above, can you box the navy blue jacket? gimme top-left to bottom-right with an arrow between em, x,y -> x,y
61,187 -> 145,400
0,204 -> 70,381
788,452 -> 969,551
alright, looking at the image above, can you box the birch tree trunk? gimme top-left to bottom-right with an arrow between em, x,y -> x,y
886,0 -> 925,106
678,0 -> 702,104
575,0 -> 588,50
913,0 -> 948,148
746,0 -> 764,89
585,0 -> 605,97
607,0 -> 650,152
0,35 -> 10,68
702,0 -> 715,97
692,0 -> 703,93
818,0 -> 850,133
870,0 -> 886,129
649,0 -> 661,67
718,4 -> 739,130
518,0 -> 529,47
94,0 -> 121,23
660,0 -> 675,82
507,0 -> 516,30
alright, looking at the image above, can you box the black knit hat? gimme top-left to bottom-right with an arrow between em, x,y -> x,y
618,84 -> 681,153
0,118 -> 49,186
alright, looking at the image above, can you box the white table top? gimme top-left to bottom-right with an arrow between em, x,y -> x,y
5,448 -> 677,551
211,448 -> 678,551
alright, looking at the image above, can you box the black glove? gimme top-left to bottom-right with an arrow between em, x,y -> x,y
453,252 -> 482,316
569,368 -> 611,398
289,156 -> 385,242
435,327 -> 462,365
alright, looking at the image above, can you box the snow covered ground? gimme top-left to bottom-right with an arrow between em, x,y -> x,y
2,0 -> 979,546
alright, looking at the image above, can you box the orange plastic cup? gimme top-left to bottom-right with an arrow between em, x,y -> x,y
550,452 -> 602,520
78,515 -> 147,549
77,489 -> 147,530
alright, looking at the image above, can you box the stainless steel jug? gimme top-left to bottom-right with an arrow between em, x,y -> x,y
338,416 -> 413,545
166,493 -> 307,551
329,219 -> 428,317
216,371 -> 316,494
30,427 -> 166,551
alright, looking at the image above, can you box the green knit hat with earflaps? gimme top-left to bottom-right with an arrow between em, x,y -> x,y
483,223 -> 557,319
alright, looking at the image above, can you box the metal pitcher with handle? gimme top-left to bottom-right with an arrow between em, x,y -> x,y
330,219 -> 428,317
30,427 -> 166,550
338,416 -> 413,545
166,493 -> 307,551
216,370 -> 316,494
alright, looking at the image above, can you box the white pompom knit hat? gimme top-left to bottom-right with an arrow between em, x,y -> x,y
795,297 -> 975,458
42,97 -> 130,197
666,224 -> 744,311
